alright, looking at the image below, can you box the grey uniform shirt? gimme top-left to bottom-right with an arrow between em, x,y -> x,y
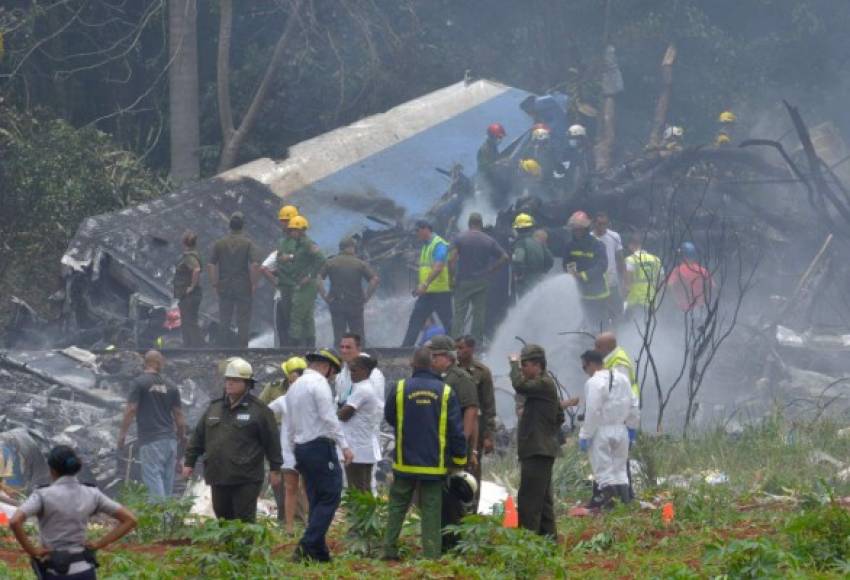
17,475 -> 121,572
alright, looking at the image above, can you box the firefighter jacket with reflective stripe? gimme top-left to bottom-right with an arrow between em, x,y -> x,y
385,371 -> 467,479
418,235 -> 451,293
563,235 -> 609,299
604,347 -> 639,399
625,250 -> 662,306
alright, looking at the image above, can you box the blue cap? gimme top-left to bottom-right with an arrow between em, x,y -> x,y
680,241 -> 697,259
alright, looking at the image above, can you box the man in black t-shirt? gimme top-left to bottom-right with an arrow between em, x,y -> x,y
118,351 -> 186,498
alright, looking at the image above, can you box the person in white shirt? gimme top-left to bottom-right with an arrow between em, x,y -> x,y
267,361 -> 308,534
337,354 -> 382,493
336,333 -> 386,403
260,250 -> 287,346
577,350 -> 638,510
286,349 -> 352,563
592,211 -> 625,327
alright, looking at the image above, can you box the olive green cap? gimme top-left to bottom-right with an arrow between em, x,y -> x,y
426,335 -> 456,354
520,344 -> 546,362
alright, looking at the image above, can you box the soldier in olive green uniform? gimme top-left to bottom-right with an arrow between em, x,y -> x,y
208,213 -> 262,348
511,213 -> 553,298
318,237 -> 379,345
426,335 -> 479,551
183,358 -> 282,523
174,230 -> 204,347
276,215 -> 324,347
509,344 -> 564,538
455,335 -> 497,511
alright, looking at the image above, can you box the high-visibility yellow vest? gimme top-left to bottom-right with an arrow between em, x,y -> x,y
604,346 -> 639,398
418,235 -> 451,293
625,250 -> 662,307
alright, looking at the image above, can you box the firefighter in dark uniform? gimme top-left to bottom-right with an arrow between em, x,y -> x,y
183,358 -> 283,522
173,230 -> 204,347
382,348 -> 467,560
563,211 -> 610,332
425,335 -> 479,551
208,212 -> 262,348
455,335 -> 496,511
509,344 -> 564,538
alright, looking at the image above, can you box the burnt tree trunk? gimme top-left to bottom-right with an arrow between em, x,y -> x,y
647,43 -> 676,149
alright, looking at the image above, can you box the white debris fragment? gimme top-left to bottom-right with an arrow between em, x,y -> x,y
808,450 -> 845,469
60,346 -> 98,367
776,325 -> 804,346
703,471 -> 729,485
477,480 -> 509,515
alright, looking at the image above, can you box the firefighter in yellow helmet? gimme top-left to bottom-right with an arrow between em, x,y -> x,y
511,213 -> 553,298
520,158 -> 542,177
716,110 -> 736,146
278,215 -> 325,347
278,205 -> 299,228
261,205 -> 301,345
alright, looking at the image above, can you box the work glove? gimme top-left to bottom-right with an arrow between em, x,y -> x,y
628,428 -> 637,444
579,438 -> 590,453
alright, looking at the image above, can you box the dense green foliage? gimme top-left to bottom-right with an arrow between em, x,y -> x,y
3,0 -> 850,175
0,417 -> 849,577
0,101 -> 165,322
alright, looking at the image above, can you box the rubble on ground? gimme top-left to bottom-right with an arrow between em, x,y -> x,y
0,347 -> 415,496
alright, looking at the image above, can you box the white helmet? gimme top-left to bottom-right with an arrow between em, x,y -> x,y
568,124 -> 587,137
224,357 -> 254,381
531,126 -> 551,141
663,125 -> 684,140
446,470 -> 478,509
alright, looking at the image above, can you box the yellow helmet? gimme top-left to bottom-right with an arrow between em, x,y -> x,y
718,111 -> 736,123
288,215 -> 309,230
278,205 -> 298,221
281,356 -> 307,375
520,158 -> 542,177
715,133 -> 732,145
224,357 -> 254,380
513,213 -> 535,229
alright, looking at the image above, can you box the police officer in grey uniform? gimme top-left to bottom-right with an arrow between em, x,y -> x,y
9,446 -> 137,580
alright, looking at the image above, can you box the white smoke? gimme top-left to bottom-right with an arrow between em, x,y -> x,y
482,274 -> 590,428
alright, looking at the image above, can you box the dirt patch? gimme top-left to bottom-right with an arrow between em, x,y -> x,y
122,538 -> 192,558
0,545 -> 27,569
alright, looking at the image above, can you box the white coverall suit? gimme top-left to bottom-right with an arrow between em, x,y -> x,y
579,369 -> 638,488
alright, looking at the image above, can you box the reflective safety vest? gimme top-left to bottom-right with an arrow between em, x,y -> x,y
625,250 -> 662,307
604,346 -> 639,399
564,236 -> 609,300
392,378 -> 466,477
418,235 -> 451,293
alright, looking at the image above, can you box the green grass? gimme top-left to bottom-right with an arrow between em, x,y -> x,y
1,415 -> 849,578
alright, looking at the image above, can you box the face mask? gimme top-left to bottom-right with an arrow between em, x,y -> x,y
569,139 -> 578,148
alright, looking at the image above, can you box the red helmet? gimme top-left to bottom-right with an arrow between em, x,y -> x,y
567,211 -> 592,229
163,308 -> 182,330
487,123 -> 506,139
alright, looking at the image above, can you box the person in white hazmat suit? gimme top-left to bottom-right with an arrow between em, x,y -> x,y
577,350 -> 639,509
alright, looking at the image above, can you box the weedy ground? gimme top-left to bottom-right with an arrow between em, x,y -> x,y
1,414 -> 850,578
